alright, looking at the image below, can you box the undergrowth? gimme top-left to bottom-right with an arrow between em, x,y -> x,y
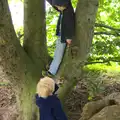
83,63 -> 120,100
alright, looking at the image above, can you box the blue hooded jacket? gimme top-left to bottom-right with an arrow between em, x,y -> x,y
35,94 -> 68,120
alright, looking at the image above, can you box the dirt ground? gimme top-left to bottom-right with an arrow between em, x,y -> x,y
0,85 -> 18,120
66,82 -> 120,120
1,81 -> 120,120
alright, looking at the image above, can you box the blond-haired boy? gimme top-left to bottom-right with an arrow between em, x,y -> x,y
35,77 -> 68,120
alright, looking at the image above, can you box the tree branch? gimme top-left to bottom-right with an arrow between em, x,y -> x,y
95,23 -> 120,31
94,23 -> 120,37
85,61 -> 110,65
85,57 -> 120,65
24,0 -> 48,68
17,33 -> 24,40
94,31 -> 120,36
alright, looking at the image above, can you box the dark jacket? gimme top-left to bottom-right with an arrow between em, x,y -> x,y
52,0 -> 70,6
47,0 -> 75,43
35,94 -> 68,120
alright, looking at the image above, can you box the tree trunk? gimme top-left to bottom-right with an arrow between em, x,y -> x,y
0,0 -> 99,119
24,0 -> 48,69
0,0 -> 41,120
58,0 -> 99,104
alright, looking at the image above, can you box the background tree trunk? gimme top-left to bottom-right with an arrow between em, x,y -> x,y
58,0 -> 99,104
24,0 -> 48,69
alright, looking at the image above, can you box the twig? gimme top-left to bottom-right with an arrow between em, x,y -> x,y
95,23 -> 120,31
94,31 -> 120,36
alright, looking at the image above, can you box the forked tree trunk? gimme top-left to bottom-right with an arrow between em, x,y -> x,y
58,0 -> 99,104
0,0 -> 99,120
24,0 -> 48,69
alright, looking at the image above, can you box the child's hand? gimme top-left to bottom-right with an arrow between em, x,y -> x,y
66,39 -> 72,47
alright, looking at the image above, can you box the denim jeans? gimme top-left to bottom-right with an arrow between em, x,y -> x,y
48,37 -> 66,75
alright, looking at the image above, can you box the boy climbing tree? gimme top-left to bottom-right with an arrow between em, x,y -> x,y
45,0 -> 75,76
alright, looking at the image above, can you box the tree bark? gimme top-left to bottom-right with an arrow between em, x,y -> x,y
0,0 -> 99,119
76,0 -> 99,59
24,0 -> 48,69
0,0 -> 40,120
58,0 -> 99,103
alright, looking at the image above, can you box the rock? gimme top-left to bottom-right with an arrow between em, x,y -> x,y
80,92 -> 120,120
104,92 -> 120,105
90,105 -> 120,120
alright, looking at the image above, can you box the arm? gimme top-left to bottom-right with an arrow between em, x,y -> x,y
65,12 -> 75,40
64,5 -> 75,42
53,97 -> 68,120
35,94 -> 41,107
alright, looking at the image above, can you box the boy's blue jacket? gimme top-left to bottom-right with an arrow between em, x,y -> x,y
35,94 -> 68,120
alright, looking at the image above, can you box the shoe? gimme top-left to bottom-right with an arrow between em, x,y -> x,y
42,70 -> 54,78
53,83 -> 59,95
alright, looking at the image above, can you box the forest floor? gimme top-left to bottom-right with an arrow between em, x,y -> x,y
0,66 -> 120,120
66,65 -> 120,120
66,81 -> 120,120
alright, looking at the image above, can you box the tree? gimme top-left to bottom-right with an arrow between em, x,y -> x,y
0,0 -> 99,120
88,0 -> 120,64
47,0 -> 120,65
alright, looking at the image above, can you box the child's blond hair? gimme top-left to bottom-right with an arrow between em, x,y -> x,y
36,77 -> 55,98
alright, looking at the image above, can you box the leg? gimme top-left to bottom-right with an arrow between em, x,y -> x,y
48,37 -> 66,75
